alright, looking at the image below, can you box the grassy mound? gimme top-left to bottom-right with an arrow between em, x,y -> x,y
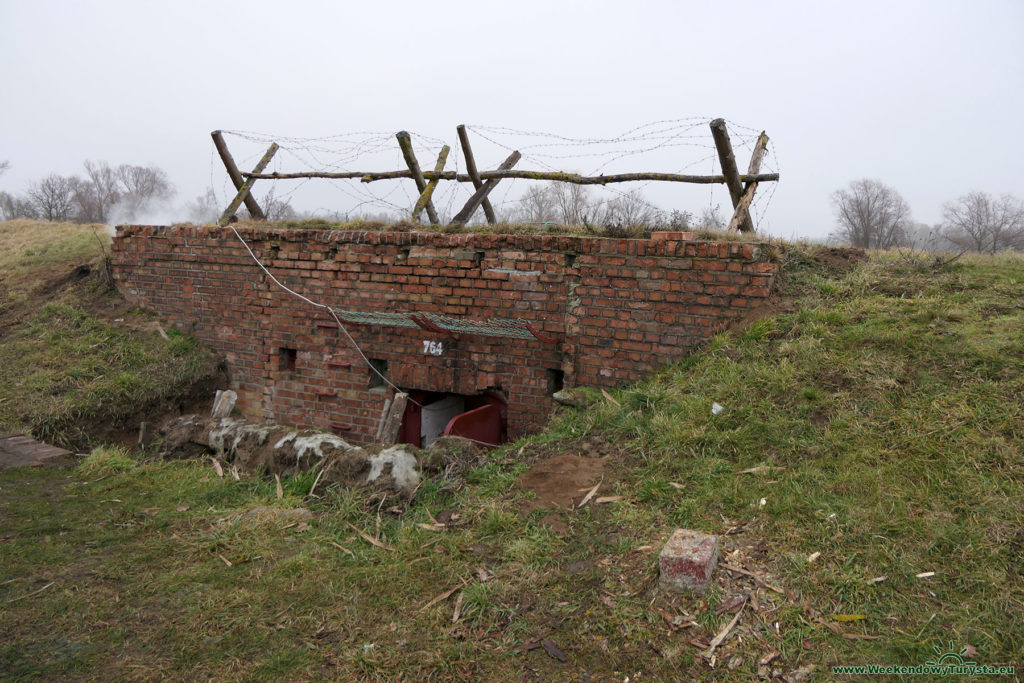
0,220 -> 224,449
1,240 -> 1021,680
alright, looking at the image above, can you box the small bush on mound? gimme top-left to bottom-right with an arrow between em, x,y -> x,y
79,445 -> 135,476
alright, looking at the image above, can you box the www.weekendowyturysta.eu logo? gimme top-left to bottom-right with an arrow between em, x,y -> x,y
926,641 -> 975,668
831,641 -> 1015,677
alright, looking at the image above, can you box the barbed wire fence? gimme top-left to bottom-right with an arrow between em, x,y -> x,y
209,117 -> 779,233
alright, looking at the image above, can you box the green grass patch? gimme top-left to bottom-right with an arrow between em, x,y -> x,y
1,244 -> 1022,680
78,445 -> 136,476
0,220 -> 223,448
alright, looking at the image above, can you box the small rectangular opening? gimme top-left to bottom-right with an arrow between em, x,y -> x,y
546,368 -> 565,395
279,347 -> 297,372
368,358 -> 388,390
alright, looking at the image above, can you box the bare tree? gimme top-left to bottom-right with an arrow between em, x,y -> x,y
830,179 -> 911,249
185,187 -> 220,224
111,164 -> 175,220
939,192 -> 1024,253
27,174 -> 78,221
551,182 -> 592,225
114,164 -> 173,200
599,189 -> 660,227
657,209 -> 694,230
0,161 -> 31,219
74,160 -> 122,223
238,187 -> 297,222
517,185 -> 558,223
697,205 -> 726,231
0,191 -> 37,220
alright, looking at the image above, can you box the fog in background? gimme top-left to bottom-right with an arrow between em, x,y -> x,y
1,0 -> 1022,240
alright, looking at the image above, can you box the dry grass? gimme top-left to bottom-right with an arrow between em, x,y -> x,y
0,220 -> 109,309
0,220 -> 223,447
192,217 -> 779,243
1,234 -> 1022,680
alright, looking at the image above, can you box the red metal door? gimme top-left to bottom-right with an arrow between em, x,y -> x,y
443,403 -> 502,448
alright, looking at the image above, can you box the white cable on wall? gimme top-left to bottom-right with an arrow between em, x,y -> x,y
229,226 -> 413,399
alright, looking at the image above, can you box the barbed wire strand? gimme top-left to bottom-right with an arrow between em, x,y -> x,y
216,119 -> 777,228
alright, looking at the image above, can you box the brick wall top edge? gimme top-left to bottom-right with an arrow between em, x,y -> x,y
114,224 -> 780,258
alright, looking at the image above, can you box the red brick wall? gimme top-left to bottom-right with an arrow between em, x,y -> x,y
111,225 -> 779,442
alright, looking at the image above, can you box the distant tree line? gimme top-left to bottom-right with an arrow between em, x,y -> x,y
187,179 -> 728,233
0,160 -> 174,223
465,183 -> 728,233
184,186 -> 298,224
831,179 -> 1024,253
2,158 -> 731,233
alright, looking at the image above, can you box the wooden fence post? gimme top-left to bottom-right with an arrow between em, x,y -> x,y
726,131 -> 769,233
412,145 -> 450,221
218,143 -> 279,227
456,125 -> 497,224
380,392 -> 409,445
709,119 -> 755,233
395,131 -> 440,224
450,151 -> 522,225
211,131 -> 267,220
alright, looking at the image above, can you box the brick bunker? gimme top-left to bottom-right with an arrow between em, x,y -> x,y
111,226 -> 779,446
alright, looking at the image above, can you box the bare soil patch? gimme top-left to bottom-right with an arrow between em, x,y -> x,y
813,245 -> 868,274
517,453 -> 608,512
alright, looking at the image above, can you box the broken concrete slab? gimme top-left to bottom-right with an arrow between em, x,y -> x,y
158,415 -> 352,475
210,389 -> 237,419
367,445 -> 421,491
659,528 -> 720,594
157,415 -> 422,496
318,444 -> 421,496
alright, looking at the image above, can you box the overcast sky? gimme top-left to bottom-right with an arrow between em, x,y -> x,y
2,0 -> 1022,240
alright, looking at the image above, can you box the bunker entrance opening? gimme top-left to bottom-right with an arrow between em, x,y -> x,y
398,390 -> 508,449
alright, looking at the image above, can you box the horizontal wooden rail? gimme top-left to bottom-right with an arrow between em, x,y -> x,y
244,170 -> 779,186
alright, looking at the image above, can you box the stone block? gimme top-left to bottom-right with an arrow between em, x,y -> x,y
659,529 -> 719,594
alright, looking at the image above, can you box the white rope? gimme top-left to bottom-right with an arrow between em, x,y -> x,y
228,226 -> 525,449
229,226 -> 411,399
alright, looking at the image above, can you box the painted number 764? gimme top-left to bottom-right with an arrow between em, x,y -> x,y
422,340 -> 444,356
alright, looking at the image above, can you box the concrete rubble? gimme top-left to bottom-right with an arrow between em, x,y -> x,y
156,415 -> 482,497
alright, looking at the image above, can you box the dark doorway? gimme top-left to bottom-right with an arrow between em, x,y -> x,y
398,390 -> 508,449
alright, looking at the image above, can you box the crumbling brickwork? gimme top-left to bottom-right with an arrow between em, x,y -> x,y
111,226 -> 779,443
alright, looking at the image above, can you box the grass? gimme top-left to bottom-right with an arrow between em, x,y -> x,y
193,217 -> 773,242
0,220 -> 223,448
1,230 -> 1022,680
0,220 -> 107,312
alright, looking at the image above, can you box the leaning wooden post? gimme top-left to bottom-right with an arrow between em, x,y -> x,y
380,392 -> 409,445
412,145 -> 450,221
709,119 -> 754,233
449,151 -> 522,225
395,131 -> 440,224
726,131 -> 769,233
456,125 -> 497,224
211,131 -> 267,220
218,143 -> 279,226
